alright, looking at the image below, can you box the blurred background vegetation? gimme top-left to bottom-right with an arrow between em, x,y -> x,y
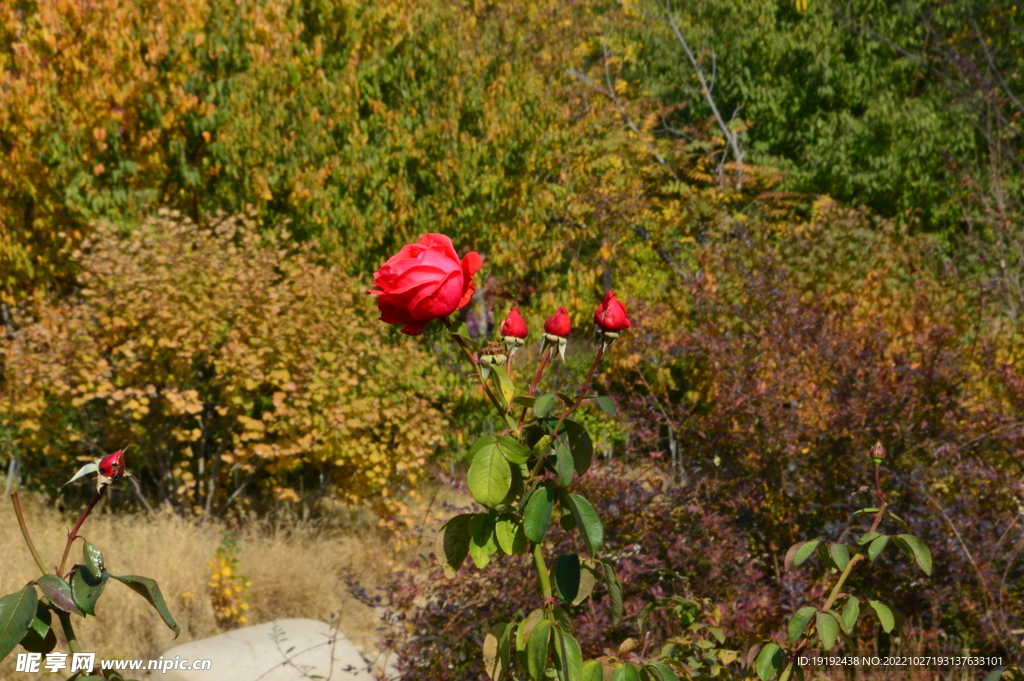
2,0 -> 1023,672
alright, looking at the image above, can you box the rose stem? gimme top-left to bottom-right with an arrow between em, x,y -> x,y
549,343 -> 605,443
58,488 -> 105,576
56,610 -> 81,655
789,469 -> 888,663
441,318 -> 517,431
11,492 -> 49,576
517,347 -> 552,429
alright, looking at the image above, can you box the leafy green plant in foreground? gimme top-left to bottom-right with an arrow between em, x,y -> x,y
375,233 -> 1023,680
1,450 -> 178,680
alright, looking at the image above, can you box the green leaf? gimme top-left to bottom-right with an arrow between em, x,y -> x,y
435,514 -> 473,577
553,628 -> 583,681
512,395 -> 537,409
493,369 -> 516,410
527,619 -> 551,681
868,535 -> 889,562
554,554 -> 581,603
469,513 -> 498,569
550,606 -> 573,633
495,515 -> 526,556
516,608 -> 546,660
496,436 -> 531,465
19,602 -> 56,654
894,534 -> 932,576
502,464 -> 525,507
0,586 -> 38,660
523,482 -> 557,543
816,611 -> 840,650
561,492 -> 603,555
535,394 -> 557,418
754,643 -> 782,681
468,443 -> 513,508
573,560 -> 599,605
552,441 -> 574,487
562,420 -> 593,475
64,462 -> 99,487
70,565 -> 108,616
449,322 -> 472,343
646,662 -> 681,681
885,510 -> 912,531
829,543 -> 850,571
601,559 -> 624,622
787,606 -> 816,642
83,542 -> 105,580
582,660 -> 606,681
483,622 -> 512,680
595,396 -> 616,415
784,539 -> 820,571
857,532 -> 881,545
867,600 -> 895,633
612,663 -> 642,681
108,574 -> 180,638
36,575 -> 81,616
841,597 -> 860,632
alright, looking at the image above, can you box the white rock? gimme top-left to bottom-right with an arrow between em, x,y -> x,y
148,618 -> 390,681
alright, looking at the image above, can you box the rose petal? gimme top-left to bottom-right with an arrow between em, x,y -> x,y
457,251 -> 483,309
409,269 -> 463,321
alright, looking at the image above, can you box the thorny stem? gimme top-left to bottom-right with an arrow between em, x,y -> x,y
442,317 -> 517,432
56,610 -> 81,655
58,488 -> 105,577
788,468 -> 888,665
528,348 -> 552,397
11,492 -> 49,576
518,347 -> 552,429
821,466 -> 888,612
533,542 -> 552,600
550,344 -> 606,446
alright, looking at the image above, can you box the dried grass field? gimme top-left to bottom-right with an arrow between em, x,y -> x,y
0,488 -> 411,680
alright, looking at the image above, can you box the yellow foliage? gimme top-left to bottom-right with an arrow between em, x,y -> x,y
0,210 -> 450,517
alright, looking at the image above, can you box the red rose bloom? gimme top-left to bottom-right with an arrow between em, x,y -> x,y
369,234 -> 483,335
594,291 -> 631,332
544,306 -> 571,337
98,449 -> 126,483
500,308 -> 528,339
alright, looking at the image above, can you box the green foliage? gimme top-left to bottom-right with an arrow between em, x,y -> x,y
616,0 -> 1023,230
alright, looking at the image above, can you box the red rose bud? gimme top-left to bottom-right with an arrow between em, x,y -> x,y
594,291 -> 632,332
500,308 -> 528,339
500,308 -> 528,357
544,307 -> 571,338
542,306 -> 571,361
98,449 -> 126,483
369,233 -> 483,335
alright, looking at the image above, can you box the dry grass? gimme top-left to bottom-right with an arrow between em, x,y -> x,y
0,489 -> 406,679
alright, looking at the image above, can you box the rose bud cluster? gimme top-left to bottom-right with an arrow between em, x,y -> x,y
593,291 -> 631,347
368,233 -> 482,335
500,308 -> 528,356
541,306 -> 571,361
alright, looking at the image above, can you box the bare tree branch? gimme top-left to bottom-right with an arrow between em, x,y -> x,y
567,60 -> 680,180
664,2 -> 745,189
